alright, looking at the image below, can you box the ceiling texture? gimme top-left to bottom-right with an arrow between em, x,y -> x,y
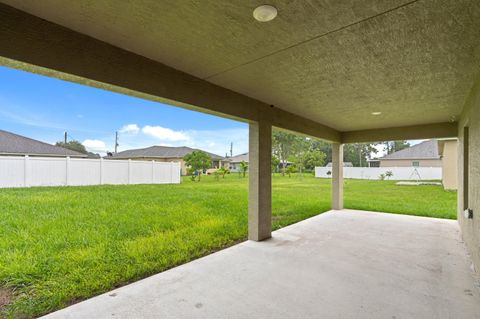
3,0 -> 480,131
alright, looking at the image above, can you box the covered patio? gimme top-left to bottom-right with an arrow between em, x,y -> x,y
42,210 -> 480,318
1,1 -> 480,318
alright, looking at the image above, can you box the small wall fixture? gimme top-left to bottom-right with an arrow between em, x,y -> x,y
253,5 -> 278,22
464,208 -> 473,219
371,112 -> 382,116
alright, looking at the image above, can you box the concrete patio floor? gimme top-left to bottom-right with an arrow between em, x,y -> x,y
42,210 -> 480,319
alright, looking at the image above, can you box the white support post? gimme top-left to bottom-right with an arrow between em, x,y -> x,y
332,143 -> 344,210
24,155 -> 29,187
170,161 -> 174,183
65,156 -> 70,186
151,160 -> 155,183
128,159 -> 132,184
248,120 -> 272,241
99,158 -> 104,184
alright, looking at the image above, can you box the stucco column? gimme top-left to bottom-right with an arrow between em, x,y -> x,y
332,143 -> 344,210
248,120 -> 272,241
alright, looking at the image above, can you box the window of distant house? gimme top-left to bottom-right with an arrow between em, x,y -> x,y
412,161 -> 420,167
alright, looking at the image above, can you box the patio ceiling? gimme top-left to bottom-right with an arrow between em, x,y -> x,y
1,0 -> 479,136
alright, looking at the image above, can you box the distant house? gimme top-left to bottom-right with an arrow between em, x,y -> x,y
0,129 -> 87,158
379,140 -> 442,168
228,152 -> 293,172
379,139 -> 458,190
228,152 -> 249,172
110,145 -> 226,175
326,162 -> 353,167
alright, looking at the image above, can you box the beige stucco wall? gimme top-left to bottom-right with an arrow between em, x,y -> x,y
380,159 -> 442,167
441,140 -> 458,190
458,75 -> 480,271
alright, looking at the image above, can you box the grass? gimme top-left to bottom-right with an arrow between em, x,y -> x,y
0,174 -> 456,318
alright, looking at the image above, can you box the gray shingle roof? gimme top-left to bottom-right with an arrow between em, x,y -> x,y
0,130 -> 87,157
229,152 -> 249,163
380,140 -> 440,160
111,146 -> 224,160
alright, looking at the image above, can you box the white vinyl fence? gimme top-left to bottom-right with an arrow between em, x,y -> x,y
315,166 -> 442,180
0,156 -> 181,188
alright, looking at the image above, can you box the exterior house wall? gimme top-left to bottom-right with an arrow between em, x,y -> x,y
380,159 -> 442,167
230,162 -> 242,172
442,140 -> 458,190
458,76 -> 480,271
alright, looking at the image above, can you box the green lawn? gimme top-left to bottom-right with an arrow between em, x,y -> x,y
0,175 -> 456,318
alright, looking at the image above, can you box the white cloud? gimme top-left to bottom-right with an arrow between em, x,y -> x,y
88,125 -> 248,157
119,124 -> 140,134
142,125 -> 189,141
183,128 -> 248,156
82,139 -> 106,152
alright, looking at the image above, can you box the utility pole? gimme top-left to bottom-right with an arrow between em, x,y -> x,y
115,131 -> 119,153
358,144 -> 362,167
230,142 -> 233,157
63,131 -> 68,156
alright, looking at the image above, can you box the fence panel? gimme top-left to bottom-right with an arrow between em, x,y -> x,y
315,166 -> 442,180
0,156 -> 25,187
0,156 -> 181,188
102,160 -> 129,185
169,163 -> 181,184
130,161 -> 153,184
29,157 -> 67,186
69,158 -> 102,186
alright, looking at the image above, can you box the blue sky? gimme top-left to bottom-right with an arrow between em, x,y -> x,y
0,66 -> 248,156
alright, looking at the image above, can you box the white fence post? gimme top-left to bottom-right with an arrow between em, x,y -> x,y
65,156 -> 70,186
99,158 -> 104,184
151,160 -> 155,183
128,159 -> 132,184
24,155 -> 29,187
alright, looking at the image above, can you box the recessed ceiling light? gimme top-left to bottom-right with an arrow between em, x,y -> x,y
253,5 -> 278,22
371,112 -> 382,116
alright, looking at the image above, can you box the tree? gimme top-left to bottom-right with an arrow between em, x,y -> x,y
239,161 -> 248,177
272,129 -> 381,170
310,139 -> 333,163
343,143 -> 378,167
289,137 -> 310,176
271,155 -> 280,173
87,152 -> 101,158
55,140 -> 87,154
217,166 -> 229,179
272,130 -> 300,176
183,151 -> 212,181
309,140 -> 381,167
383,140 -> 410,155
303,149 -> 326,170
285,164 -> 297,177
